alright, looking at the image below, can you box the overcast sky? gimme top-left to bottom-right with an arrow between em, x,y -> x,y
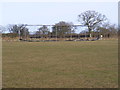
0,2 -> 118,26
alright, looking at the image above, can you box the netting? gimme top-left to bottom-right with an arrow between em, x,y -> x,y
0,24 -> 102,42
19,25 -> 91,42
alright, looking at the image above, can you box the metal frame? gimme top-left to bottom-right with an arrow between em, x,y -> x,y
19,24 -> 84,41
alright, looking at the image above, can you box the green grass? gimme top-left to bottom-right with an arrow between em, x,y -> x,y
2,40 -> 118,88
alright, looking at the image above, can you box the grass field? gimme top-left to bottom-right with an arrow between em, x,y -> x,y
2,40 -> 118,88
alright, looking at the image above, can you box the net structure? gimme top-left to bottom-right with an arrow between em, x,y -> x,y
18,24 -> 99,42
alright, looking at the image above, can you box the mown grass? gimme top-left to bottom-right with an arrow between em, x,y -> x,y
2,40 -> 118,88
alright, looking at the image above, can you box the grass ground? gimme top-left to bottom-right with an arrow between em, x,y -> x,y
2,40 -> 118,88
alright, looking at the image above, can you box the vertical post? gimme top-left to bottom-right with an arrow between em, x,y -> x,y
100,34 -> 103,40
56,26 -> 57,41
90,33 -> 92,38
49,25 -> 51,41
47,25 -> 49,40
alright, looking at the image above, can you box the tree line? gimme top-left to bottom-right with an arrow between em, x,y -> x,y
2,10 -> 118,39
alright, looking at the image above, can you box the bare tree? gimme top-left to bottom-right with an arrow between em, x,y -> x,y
7,24 -> 29,39
78,10 -> 107,37
97,23 -> 118,38
38,25 -> 49,38
52,21 -> 74,38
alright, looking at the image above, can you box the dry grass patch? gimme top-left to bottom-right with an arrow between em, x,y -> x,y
2,40 -> 118,88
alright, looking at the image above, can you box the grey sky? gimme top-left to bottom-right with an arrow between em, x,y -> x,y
1,2 -> 118,26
